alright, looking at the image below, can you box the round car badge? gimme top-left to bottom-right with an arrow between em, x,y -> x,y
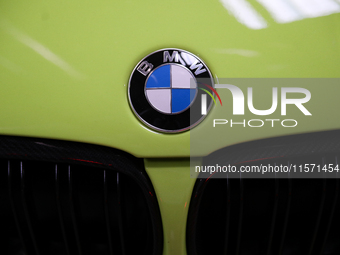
128,48 -> 214,133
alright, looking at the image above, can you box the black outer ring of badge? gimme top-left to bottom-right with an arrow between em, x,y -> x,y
128,48 -> 213,133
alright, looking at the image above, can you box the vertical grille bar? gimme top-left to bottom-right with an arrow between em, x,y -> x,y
8,160 -> 28,254
235,177 -> 244,255
116,172 -> 126,255
55,164 -> 71,255
68,165 -> 82,255
103,169 -> 114,255
223,177 -> 231,255
20,161 -> 41,255
267,177 -> 279,255
278,164 -> 292,255
319,157 -> 340,255
308,177 -> 327,255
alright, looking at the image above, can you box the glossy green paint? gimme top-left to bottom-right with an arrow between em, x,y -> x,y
144,158 -> 200,255
1,2 -> 340,255
0,0 -> 340,158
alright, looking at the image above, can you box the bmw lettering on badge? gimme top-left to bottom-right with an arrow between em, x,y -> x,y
128,48 -> 214,133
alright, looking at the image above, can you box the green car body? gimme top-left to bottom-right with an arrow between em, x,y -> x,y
1,1 -> 340,254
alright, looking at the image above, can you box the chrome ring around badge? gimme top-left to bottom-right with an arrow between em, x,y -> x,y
128,48 -> 214,133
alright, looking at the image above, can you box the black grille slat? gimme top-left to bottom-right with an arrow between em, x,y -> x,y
308,177 -> 327,255
116,172 -> 126,255
223,177 -> 231,255
278,165 -> 292,255
266,177 -> 279,255
235,177 -> 244,255
103,169 -> 114,255
68,165 -> 83,255
20,161 -> 42,255
8,160 -> 28,254
3,136 -> 163,255
55,164 -> 71,255
320,178 -> 339,254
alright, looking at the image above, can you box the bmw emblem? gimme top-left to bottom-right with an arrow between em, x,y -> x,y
128,48 -> 214,133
